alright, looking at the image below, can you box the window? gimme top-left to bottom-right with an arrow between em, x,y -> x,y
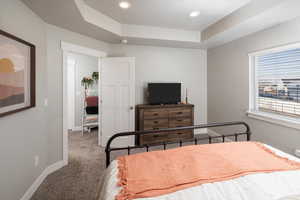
249,44 -> 300,119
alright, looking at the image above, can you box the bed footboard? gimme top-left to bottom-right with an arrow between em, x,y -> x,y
105,121 -> 251,167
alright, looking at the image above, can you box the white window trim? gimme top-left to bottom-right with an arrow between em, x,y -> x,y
248,42 -> 300,130
247,110 -> 300,130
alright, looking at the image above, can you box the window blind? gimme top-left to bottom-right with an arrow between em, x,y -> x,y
256,48 -> 300,117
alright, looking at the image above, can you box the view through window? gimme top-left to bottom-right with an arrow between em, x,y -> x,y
255,47 -> 300,117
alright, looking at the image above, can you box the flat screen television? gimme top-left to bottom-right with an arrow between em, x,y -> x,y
148,83 -> 181,105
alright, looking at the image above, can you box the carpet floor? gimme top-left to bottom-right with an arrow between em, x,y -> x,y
31,130 -> 105,200
31,130 -> 214,200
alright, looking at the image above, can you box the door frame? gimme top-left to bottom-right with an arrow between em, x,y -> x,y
61,41 -> 107,164
67,58 -> 76,131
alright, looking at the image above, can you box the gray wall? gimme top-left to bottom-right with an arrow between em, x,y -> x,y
208,17 -> 300,154
46,26 -> 208,166
0,0 -> 48,199
1,1 -> 207,199
46,24 -> 110,165
110,44 -> 207,127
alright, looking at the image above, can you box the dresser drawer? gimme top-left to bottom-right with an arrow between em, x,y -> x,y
169,108 -> 191,118
140,132 -> 169,145
169,118 -> 192,128
168,130 -> 193,140
140,130 -> 193,145
143,119 -> 168,130
136,104 -> 194,145
144,109 -> 168,119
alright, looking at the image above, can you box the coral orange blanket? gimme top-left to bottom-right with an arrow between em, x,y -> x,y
116,142 -> 300,200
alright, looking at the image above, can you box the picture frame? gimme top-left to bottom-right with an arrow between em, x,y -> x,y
0,29 -> 36,117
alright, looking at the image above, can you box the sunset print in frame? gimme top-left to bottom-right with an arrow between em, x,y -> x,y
0,29 -> 35,117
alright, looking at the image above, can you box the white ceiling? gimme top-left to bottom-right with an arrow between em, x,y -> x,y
22,0 -> 300,48
22,0 -> 121,43
85,0 -> 250,31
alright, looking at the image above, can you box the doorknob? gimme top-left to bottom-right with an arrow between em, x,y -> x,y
130,106 -> 134,110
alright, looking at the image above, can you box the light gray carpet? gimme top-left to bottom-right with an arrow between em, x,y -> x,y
31,130 -> 105,200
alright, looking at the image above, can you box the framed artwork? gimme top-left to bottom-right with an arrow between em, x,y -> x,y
0,29 -> 35,117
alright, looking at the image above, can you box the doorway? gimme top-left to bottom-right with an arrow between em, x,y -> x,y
62,41 -> 136,165
67,52 -> 99,134
62,41 -> 106,164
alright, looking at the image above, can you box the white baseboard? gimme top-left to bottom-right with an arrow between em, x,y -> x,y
194,128 -> 208,135
71,126 -> 82,132
20,160 -> 67,200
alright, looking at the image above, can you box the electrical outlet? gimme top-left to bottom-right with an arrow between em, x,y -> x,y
34,155 -> 39,167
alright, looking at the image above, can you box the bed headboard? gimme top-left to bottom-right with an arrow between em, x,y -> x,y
105,121 -> 251,167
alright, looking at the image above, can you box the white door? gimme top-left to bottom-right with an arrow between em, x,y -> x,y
100,57 -> 135,147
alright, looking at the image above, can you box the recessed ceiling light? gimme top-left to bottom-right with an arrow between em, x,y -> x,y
119,1 -> 131,9
121,39 -> 128,44
189,11 -> 200,18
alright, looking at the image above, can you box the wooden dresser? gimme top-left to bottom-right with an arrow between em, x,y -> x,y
136,104 -> 194,145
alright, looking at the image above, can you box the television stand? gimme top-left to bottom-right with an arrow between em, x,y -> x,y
135,104 -> 194,145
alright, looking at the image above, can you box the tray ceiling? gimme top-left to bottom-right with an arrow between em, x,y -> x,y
22,0 -> 300,48
85,0 -> 250,31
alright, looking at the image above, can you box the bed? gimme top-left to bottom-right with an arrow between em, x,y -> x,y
100,122 -> 300,200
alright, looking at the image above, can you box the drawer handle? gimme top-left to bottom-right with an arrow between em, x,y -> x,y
176,112 -> 183,115
177,132 -> 184,135
154,121 -> 159,124
177,119 -> 183,122
153,113 -> 158,116
153,127 -> 159,130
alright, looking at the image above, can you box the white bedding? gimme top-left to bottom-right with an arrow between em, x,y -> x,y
99,144 -> 300,200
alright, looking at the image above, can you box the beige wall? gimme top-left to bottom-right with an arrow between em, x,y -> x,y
0,0 -> 48,199
208,17 -> 300,154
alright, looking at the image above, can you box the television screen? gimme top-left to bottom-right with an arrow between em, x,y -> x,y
148,83 -> 181,105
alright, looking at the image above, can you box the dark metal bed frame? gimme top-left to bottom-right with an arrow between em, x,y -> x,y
105,121 -> 251,167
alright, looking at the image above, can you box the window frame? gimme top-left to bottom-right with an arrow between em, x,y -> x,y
248,42 -> 300,130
